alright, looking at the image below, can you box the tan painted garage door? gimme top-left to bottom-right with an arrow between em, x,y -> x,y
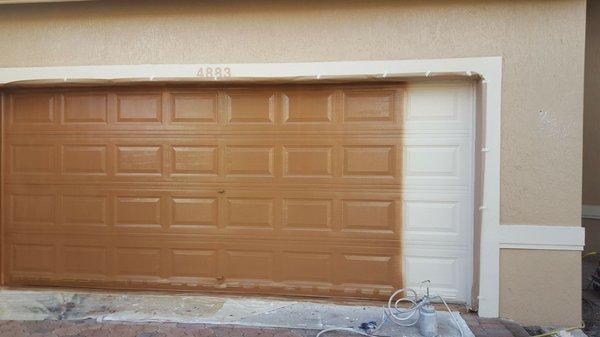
1,83 -> 403,299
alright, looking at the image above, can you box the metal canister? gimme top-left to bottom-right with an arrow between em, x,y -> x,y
418,304 -> 438,337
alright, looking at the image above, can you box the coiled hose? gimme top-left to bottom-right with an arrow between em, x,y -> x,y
316,288 -> 465,337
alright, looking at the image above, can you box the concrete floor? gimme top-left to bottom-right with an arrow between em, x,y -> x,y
1,320 -> 320,337
0,288 -> 473,337
0,316 -> 538,337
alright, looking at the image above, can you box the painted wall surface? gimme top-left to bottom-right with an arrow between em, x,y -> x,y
500,249 -> 581,326
0,0 -> 586,325
584,0 -> 600,205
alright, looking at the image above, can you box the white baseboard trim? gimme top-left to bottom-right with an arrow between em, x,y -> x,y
499,225 -> 585,251
583,204 -> 600,219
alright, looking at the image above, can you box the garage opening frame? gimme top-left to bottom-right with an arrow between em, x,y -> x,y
0,57 -> 502,317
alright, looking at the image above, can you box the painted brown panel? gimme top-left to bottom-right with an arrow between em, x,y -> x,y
171,146 -> 218,176
62,195 -> 107,226
2,84 -> 404,299
12,244 -> 55,274
343,89 -> 397,123
63,246 -> 107,276
170,249 -> 217,278
283,146 -> 332,177
63,93 -> 108,124
62,145 -> 107,175
116,145 -> 162,175
11,144 -> 55,174
340,254 -> 394,285
171,197 -> 218,228
10,93 -> 54,124
343,145 -> 395,177
282,90 -> 334,123
11,193 -> 55,226
283,199 -> 332,230
225,250 -> 273,280
225,146 -> 274,177
225,91 -> 275,124
171,92 -> 218,123
116,248 -> 161,277
282,252 -> 332,283
226,198 -> 273,229
115,197 -> 162,227
116,93 -> 162,122
342,200 -> 396,232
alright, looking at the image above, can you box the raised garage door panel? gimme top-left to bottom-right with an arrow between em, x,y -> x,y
1,84 -> 406,299
402,83 -> 474,302
2,82 -> 474,302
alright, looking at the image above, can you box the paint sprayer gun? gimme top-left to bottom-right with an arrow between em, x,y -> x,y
318,280 -> 464,337
417,280 -> 438,337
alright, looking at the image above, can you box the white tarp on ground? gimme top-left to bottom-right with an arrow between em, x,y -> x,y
0,289 -> 474,337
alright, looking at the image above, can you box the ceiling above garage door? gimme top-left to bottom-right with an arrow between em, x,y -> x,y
0,81 -> 474,302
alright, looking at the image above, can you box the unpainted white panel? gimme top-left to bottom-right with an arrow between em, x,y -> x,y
402,81 -> 474,304
403,249 -> 468,301
404,82 -> 474,131
402,136 -> 471,188
403,191 -> 470,246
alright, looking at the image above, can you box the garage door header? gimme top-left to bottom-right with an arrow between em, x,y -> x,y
0,58 -> 498,87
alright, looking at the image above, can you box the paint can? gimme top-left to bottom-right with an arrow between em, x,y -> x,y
418,304 -> 438,337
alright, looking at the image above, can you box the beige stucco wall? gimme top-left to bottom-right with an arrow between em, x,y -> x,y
0,0 -> 586,325
500,249 -> 581,326
584,0 -> 600,206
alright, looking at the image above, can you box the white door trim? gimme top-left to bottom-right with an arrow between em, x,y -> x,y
0,57 -> 503,317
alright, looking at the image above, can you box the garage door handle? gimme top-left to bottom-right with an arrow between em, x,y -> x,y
218,189 -> 225,194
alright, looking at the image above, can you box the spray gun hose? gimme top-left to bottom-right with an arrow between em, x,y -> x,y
316,287 -> 465,337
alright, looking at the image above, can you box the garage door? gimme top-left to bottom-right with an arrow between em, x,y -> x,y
401,82 -> 474,302
1,81 -> 473,301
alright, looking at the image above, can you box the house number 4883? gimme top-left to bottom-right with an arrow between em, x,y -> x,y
197,67 -> 231,78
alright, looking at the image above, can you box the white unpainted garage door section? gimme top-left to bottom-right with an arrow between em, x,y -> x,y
402,81 -> 474,303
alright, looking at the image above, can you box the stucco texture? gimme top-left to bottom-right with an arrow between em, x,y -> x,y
0,0 -> 586,325
500,249 -> 581,326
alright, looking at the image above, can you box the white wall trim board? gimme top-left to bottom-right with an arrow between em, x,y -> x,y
583,204 -> 600,219
499,225 -> 585,251
0,57 -> 503,318
0,58 -> 497,86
